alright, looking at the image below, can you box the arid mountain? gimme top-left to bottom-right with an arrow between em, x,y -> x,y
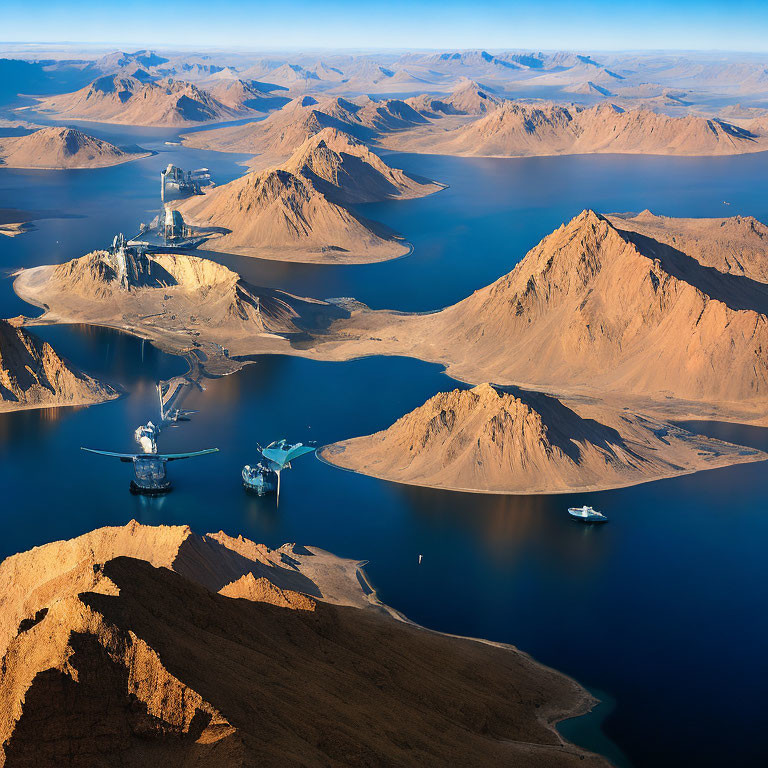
281,127 -> 442,203
444,79 -> 505,113
181,94 -> 429,164
178,165 -> 409,262
176,127 -> 443,262
14,250 -> 347,373
0,318 -> 117,412
383,102 -> 768,157
16,250 -> 339,339
181,95 -> 366,159
204,78 -> 290,112
0,127 -> 149,169
606,210 -> 768,283
321,210 -> 768,419
322,383 -> 765,493
33,75 -> 242,126
408,80 -> 504,115
565,81 -> 614,97
0,521 -> 608,767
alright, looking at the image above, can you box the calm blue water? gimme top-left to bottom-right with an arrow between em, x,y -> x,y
1,123 -> 767,767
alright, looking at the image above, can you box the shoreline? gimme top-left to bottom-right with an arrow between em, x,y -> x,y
348,553 -> 612,764
0,149 -> 154,170
316,442 -> 767,496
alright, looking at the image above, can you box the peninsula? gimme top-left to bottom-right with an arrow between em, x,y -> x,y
0,127 -> 151,169
320,383 -> 766,494
0,520 -> 609,767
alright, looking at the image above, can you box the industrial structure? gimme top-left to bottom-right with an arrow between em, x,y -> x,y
242,440 -> 316,502
107,233 -> 153,289
128,205 -> 208,250
82,389 -> 216,494
160,163 -> 209,203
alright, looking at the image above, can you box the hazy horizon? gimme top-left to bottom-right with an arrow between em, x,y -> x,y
5,0 -> 768,53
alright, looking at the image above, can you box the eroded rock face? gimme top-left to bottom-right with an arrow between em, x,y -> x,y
0,319 -> 117,412
0,522 -> 608,768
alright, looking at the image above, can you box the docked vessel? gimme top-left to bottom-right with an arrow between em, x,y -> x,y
242,462 -> 278,495
567,505 -> 609,523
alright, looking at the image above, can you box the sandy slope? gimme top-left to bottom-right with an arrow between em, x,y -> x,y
0,318 -> 117,412
0,127 -> 150,169
321,383 -> 765,494
180,94 -> 429,165
13,251 -> 345,363
0,521 -> 608,767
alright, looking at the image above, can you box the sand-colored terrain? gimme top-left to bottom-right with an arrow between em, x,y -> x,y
180,93 -> 429,165
15,210 -> 768,424
203,78 -> 289,113
0,127 -> 150,169
0,317 -> 117,412
176,128 -> 440,263
381,102 -> 768,157
605,210 -> 768,283
0,521 -> 609,767
32,75 -> 243,127
13,251 -> 345,365
281,127 -> 443,203
311,209 -> 768,423
321,383 -> 765,494
405,80 -> 504,117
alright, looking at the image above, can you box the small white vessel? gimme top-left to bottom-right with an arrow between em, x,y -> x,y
568,505 -> 609,523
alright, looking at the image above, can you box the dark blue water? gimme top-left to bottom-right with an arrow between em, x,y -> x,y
1,125 -> 767,767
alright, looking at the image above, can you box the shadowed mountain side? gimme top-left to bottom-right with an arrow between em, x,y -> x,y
613,229 -> 768,314
311,210 -> 768,420
282,127 -> 443,204
321,383 -> 765,493
0,319 -> 117,412
0,127 -> 151,169
176,165 -> 411,264
180,94 -> 432,166
0,523 -> 608,767
606,210 -> 768,284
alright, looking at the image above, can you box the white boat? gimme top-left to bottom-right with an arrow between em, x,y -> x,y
568,505 -> 608,523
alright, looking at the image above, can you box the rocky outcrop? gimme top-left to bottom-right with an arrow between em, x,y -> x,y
16,250 -> 337,336
0,522 -> 608,767
0,319 -> 117,412
0,127 -> 149,169
282,127 -> 442,203
322,383 -> 765,493
181,94 -> 429,161
427,210 -> 768,406
320,210 -> 768,419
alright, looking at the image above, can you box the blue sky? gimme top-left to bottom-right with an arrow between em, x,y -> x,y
3,0 -> 768,52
